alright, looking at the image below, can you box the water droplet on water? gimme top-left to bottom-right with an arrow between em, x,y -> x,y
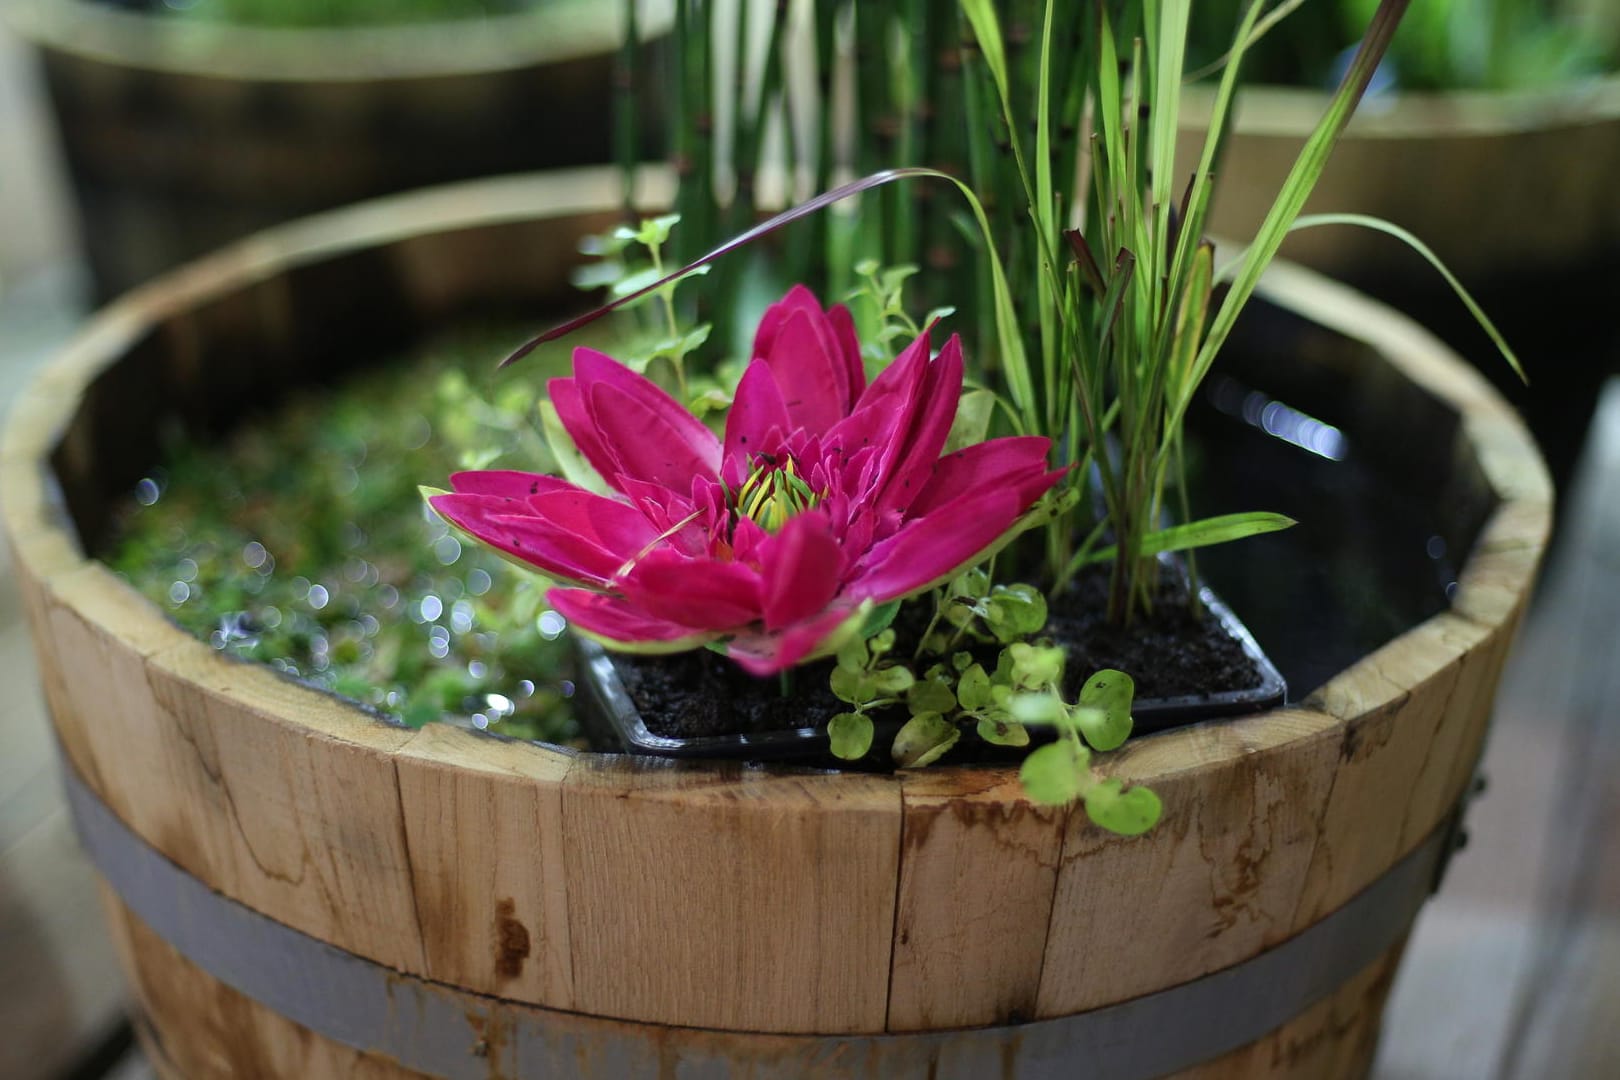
417,595 -> 443,623
468,660 -> 487,680
308,584 -> 330,611
135,478 -> 161,506
472,714 -> 490,730
538,611 -> 566,639
243,541 -> 268,569
168,581 -> 191,605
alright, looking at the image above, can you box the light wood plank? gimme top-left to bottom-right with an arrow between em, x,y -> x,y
1295,613 -> 1490,928
887,767 -> 1066,1031
393,723 -> 576,1009
560,755 -> 902,1033
1037,708 -> 1342,1016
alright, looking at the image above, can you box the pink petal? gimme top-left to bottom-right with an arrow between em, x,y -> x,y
449,470 -> 575,501
827,329 -> 931,495
726,604 -> 863,676
848,486 -> 1029,601
616,548 -> 763,631
827,302 -> 866,410
760,306 -> 852,435
526,489 -> 660,553
548,588 -> 717,646
430,493 -> 626,586
573,348 -> 721,488
548,377 -> 619,486
908,436 -> 1059,518
757,511 -> 845,631
723,361 -> 792,467
586,380 -> 721,492
872,333 -> 964,516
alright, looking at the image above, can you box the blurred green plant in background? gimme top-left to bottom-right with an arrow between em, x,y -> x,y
1189,0 -> 1619,92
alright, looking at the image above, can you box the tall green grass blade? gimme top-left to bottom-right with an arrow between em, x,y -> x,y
1179,0 -> 1413,429
1062,511 -> 1297,578
1283,213 -> 1526,383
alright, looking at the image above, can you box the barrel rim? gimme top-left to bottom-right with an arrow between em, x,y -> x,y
4,0 -> 672,82
0,164 -> 1553,795
1180,69 -> 1620,140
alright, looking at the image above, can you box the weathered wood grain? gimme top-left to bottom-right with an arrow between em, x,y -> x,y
560,755 -> 902,1034
888,767 -> 1067,1031
1037,708 -> 1344,1016
1295,613 -> 1489,928
393,723 -> 576,1010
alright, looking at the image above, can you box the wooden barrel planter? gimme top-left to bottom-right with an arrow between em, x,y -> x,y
4,0 -> 669,300
1177,75 -> 1620,282
1,167 -> 1550,1078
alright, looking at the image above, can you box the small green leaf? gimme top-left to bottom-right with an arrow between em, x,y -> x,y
1083,779 -> 1163,836
945,389 -> 998,454
611,266 -> 662,298
829,712 -> 874,760
907,676 -> 957,715
957,663 -> 994,711
835,637 -> 868,672
871,665 -> 916,696
891,712 -> 961,768
829,666 -> 864,704
1010,691 -> 1066,727
634,213 -> 682,247
950,568 -> 991,600
1077,669 -> 1135,751
1019,741 -> 1087,806
987,584 -> 1048,639
861,600 -> 903,639
1007,642 -> 1064,691
977,716 -> 1030,747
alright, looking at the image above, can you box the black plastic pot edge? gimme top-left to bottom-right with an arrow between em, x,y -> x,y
574,584 -> 1287,765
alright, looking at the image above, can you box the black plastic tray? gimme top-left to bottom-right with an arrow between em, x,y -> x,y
574,583 -> 1286,763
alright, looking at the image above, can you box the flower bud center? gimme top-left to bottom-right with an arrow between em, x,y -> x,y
737,455 -> 820,534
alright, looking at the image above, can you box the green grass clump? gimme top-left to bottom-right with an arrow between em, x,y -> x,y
107,326 -> 585,743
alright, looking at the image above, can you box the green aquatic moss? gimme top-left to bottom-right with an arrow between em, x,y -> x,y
106,325 -> 586,743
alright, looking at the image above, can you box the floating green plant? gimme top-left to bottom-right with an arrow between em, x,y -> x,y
107,326 -> 587,743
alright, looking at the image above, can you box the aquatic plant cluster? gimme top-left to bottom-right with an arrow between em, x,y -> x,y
108,328 -> 583,743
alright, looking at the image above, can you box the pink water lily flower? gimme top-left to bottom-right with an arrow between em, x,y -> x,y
429,286 -> 1066,675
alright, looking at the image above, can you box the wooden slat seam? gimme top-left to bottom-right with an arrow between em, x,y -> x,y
387,755 -> 432,982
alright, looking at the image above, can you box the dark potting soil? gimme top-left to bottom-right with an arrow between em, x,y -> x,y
619,567 -> 1262,749
1044,569 -> 1262,701
618,651 -> 849,741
